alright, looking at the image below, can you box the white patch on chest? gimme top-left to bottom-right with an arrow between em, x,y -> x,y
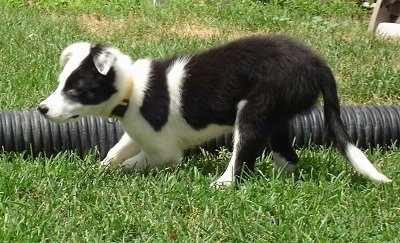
166,57 -> 189,114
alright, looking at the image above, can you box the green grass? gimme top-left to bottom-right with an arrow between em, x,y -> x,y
1,0 -> 400,241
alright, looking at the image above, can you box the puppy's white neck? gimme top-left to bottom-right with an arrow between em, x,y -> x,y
128,58 -> 153,107
106,58 -> 151,121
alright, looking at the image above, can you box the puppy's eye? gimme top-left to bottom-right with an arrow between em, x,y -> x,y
66,88 -> 79,97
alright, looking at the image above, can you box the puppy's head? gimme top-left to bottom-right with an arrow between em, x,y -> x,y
39,42 -> 131,123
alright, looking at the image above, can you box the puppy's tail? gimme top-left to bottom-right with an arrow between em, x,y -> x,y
321,71 -> 391,183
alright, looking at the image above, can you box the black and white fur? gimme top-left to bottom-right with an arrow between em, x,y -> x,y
38,35 -> 391,185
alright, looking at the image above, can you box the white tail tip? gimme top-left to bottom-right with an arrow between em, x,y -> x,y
345,144 -> 392,183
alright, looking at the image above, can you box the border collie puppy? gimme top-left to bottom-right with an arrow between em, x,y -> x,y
38,35 -> 391,185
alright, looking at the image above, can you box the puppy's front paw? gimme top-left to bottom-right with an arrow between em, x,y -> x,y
100,156 -> 122,170
100,157 -> 110,167
118,157 -> 149,172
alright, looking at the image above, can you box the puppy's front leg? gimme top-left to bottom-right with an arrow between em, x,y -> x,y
101,132 -> 141,169
120,145 -> 183,172
119,151 -> 150,172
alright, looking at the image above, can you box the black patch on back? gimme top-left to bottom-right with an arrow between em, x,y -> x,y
139,60 -> 172,131
63,45 -> 117,105
181,35 -> 329,130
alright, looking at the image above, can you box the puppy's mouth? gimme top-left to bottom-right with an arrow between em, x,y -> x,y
42,114 -> 80,124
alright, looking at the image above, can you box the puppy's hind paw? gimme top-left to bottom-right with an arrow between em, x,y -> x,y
210,179 -> 234,189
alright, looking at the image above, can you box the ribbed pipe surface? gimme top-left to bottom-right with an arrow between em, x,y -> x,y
0,110 -> 123,158
0,106 -> 399,159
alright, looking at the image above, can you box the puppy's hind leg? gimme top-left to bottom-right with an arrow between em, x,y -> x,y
211,100 -> 270,187
269,121 -> 298,175
101,132 -> 141,169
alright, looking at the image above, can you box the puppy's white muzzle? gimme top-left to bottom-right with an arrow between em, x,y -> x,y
38,93 -> 81,123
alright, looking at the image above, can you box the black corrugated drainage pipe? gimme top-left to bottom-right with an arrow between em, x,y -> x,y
0,106 -> 399,159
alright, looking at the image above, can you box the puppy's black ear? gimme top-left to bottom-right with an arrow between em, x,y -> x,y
92,49 -> 116,76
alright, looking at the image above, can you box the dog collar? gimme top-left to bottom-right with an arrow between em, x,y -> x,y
109,77 -> 133,119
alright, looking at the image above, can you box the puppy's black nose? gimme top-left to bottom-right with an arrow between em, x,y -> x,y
38,104 -> 49,115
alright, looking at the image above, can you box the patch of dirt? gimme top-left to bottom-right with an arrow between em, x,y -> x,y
167,24 -> 221,38
80,13 -> 222,39
44,12 -> 260,41
78,14 -> 133,36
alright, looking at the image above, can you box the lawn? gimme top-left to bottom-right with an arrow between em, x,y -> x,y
0,0 -> 400,241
